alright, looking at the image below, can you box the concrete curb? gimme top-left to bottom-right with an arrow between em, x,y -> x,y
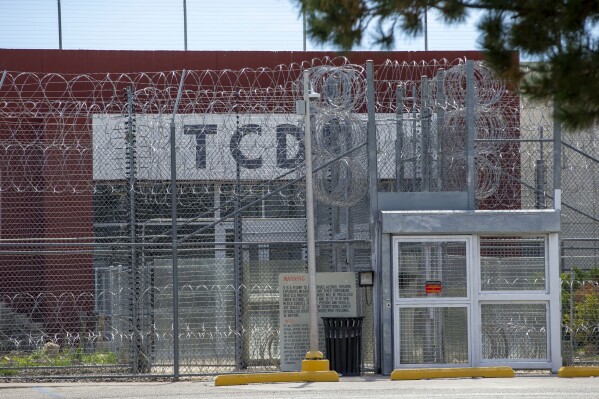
558,366 -> 599,378
390,367 -> 515,380
214,371 -> 339,386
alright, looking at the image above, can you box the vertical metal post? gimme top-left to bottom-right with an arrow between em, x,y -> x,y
366,60 -> 380,372
411,84 -> 418,192
465,60 -> 476,209
57,0 -> 63,49
569,258 -> 575,358
553,102 -> 562,211
183,0 -> 188,51
126,87 -> 140,373
424,8 -> 428,51
303,70 -> 320,356
303,10 -> 307,51
234,96 -> 245,369
346,207 -> 353,272
0,70 -> 5,234
435,69 -> 445,190
214,183 -> 225,259
395,86 -> 404,192
536,126 -> 546,209
170,121 -> 179,378
170,70 -> 186,379
421,77 -> 430,191
551,102 -> 563,371
332,205 -> 340,269
540,126 -> 545,162
0,70 -> 7,91
548,233 -> 562,371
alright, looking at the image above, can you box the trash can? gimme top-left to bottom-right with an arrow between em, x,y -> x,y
322,317 -> 364,376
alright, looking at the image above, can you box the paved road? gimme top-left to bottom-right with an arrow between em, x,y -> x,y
2,376 -> 599,398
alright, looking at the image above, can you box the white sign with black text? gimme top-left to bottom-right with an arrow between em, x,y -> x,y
278,272 -> 357,372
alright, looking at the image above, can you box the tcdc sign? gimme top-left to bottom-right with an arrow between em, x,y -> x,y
93,113 -> 306,181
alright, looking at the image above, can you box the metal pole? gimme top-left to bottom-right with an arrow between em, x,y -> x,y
57,0 -> 63,49
303,70 -> 320,357
552,100 -> 563,369
435,69 -> 445,190
421,76 -> 430,191
170,70 -> 186,379
366,60 -> 380,372
569,261 -> 575,358
411,83 -> 418,191
126,87 -> 140,373
549,232 -> 562,371
303,10 -> 307,51
169,121 -> 179,379
395,86 -> 404,192
553,102 -> 562,211
183,0 -> 188,51
536,126 -> 546,209
465,60 -> 476,209
234,94 -> 245,370
0,70 -> 7,91
424,8 -> 428,51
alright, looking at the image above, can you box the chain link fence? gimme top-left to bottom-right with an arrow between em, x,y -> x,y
0,57 -> 598,378
0,58 -> 372,378
559,116 -> 599,366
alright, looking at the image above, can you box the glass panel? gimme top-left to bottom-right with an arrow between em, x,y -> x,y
480,236 -> 546,291
398,241 -> 467,298
400,307 -> 469,364
481,303 -> 548,360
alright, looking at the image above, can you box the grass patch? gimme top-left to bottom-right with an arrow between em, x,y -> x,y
0,348 -> 119,375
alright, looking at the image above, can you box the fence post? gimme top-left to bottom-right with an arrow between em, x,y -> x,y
0,70 -> 6,91
549,232 -> 563,371
435,69 -> 445,191
57,0 -> 63,49
569,260 -> 575,361
234,94 -> 245,370
465,60 -> 476,209
302,69 -> 320,359
366,60 -> 381,372
421,76 -> 430,191
395,86 -> 404,192
125,86 -> 143,373
535,126 -> 547,209
171,70 -> 186,379
553,101 -> 562,211
183,0 -> 188,50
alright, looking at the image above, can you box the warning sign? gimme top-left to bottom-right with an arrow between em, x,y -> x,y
425,280 -> 442,294
279,272 -> 357,371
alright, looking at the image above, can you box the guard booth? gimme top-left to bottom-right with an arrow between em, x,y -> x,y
373,60 -> 562,373
379,211 -> 561,372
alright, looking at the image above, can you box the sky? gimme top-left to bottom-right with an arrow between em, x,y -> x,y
0,0 -> 483,52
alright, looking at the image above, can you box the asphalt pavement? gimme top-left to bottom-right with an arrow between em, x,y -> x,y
2,375 -> 599,399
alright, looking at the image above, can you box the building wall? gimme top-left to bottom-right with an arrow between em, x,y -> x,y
0,49 -> 485,73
